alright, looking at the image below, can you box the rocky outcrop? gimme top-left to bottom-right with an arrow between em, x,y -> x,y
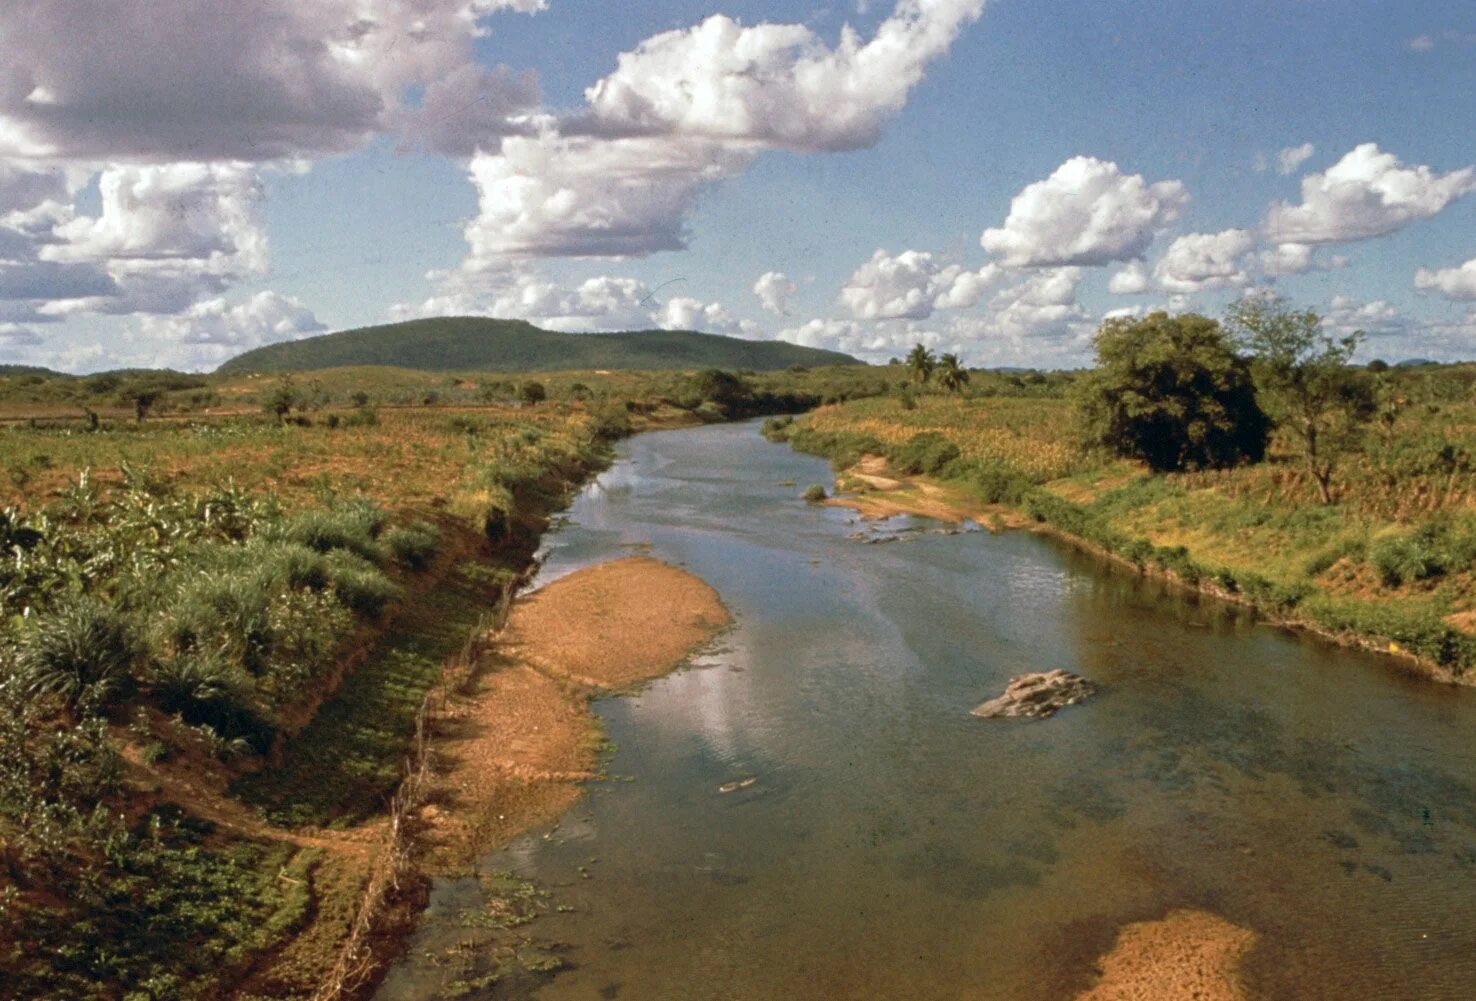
971,670 -> 1096,719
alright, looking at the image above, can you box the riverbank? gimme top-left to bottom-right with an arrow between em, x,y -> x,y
415,556 -> 731,865
769,394 -> 1476,687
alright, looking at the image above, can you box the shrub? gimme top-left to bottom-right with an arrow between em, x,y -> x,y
14,597 -> 138,708
384,520 -> 440,569
519,381 -> 547,405
803,484 -> 827,502
889,432 -> 960,476
323,551 -> 399,617
270,500 -> 387,561
151,654 -> 275,754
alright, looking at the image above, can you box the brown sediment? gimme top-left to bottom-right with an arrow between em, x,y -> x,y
1075,909 -> 1257,1001
416,556 -> 731,866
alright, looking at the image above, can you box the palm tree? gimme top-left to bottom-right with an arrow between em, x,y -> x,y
905,343 -> 935,386
935,353 -> 970,394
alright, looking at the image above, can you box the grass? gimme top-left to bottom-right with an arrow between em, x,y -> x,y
777,367 -> 1476,678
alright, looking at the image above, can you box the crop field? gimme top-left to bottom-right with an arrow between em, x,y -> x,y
0,363 -> 884,999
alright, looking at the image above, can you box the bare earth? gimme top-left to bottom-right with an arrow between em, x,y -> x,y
1076,909 -> 1257,1001
420,556 -> 730,862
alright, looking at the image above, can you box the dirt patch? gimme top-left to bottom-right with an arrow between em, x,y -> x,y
419,556 -> 730,865
1075,909 -> 1257,1001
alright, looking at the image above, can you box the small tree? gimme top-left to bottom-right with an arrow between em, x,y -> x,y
935,353 -> 969,394
127,389 -> 161,422
905,344 -> 935,386
264,375 -> 298,422
1075,311 -> 1270,472
519,381 -> 547,405
1227,297 -> 1373,504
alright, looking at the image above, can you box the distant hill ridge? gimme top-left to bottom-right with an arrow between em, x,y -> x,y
216,317 -> 861,374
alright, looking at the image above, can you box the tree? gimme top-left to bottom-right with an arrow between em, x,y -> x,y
905,344 -> 935,386
1226,296 -> 1373,504
935,353 -> 970,394
518,381 -> 547,405
264,375 -> 298,422
1074,311 -> 1270,472
126,388 -> 161,422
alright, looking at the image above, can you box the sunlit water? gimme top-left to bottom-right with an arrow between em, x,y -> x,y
377,420 -> 1476,1001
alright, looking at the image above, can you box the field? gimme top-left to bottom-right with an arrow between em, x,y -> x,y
0,363 -> 886,999
771,363 -> 1476,680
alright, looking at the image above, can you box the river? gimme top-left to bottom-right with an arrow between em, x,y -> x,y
376,419 -> 1476,1000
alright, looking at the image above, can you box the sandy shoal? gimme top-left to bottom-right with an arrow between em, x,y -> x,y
1075,909 -> 1257,1001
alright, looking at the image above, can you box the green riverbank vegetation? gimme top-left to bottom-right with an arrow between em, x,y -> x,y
0,364 -> 884,999
767,302 -> 1476,681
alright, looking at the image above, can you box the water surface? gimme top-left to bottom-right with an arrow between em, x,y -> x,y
378,420 -> 1476,1001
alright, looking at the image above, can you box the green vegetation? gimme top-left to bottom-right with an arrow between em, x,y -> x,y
1075,311 -> 1269,472
775,307 -> 1476,681
217,317 -> 860,374
0,362 -> 888,996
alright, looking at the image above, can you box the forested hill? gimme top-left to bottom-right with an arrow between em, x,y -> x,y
217,317 -> 861,374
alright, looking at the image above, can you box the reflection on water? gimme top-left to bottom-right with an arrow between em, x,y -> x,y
377,420 -> 1476,1001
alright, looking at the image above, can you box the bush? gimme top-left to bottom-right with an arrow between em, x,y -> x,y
384,520 -> 440,569
151,654 -> 276,754
519,381 -> 547,405
889,432 -> 960,476
323,551 -> 399,617
14,597 -> 138,707
270,500 -> 387,561
803,484 -> 827,502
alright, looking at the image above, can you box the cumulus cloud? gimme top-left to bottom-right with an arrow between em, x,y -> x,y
396,64 -> 542,156
1264,143 -> 1476,244
658,296 -> 757,337
1152,229 -> 1256,293
980,156 -> 1188,268
1323,294 -> 1407,339
397,267 -> 749,336
1108,260 -> 1150,294
1277,143 -> 1315,175
580,1 -> 988,151
1415,258 -> 1476,301
753,271 -> 797,315
839,249 -> 999,320
0,0 -> 545,162
459,133 -> 751,263
139,291 -> 324,349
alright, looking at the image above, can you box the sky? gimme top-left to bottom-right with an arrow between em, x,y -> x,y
0,0 -> 1473,373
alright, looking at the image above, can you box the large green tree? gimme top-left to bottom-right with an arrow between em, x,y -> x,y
1075,311 -> 1270,472
1226,297 -> 1372,504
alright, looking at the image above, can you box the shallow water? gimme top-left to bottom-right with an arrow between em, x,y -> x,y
377,420 -> 1476,1001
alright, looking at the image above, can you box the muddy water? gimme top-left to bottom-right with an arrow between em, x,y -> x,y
376,420 -> 1476,1001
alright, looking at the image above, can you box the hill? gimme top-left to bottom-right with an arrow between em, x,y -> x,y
217,317 -> 861,374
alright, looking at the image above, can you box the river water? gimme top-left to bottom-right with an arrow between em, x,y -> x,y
377,420 -> 1476,1000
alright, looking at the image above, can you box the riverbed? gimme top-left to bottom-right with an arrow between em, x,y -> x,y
376,419 -> 1476,1000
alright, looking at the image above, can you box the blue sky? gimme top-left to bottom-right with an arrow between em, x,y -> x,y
0,0 -> 1472,371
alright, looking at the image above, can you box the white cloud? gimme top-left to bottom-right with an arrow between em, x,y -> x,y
1264,143 -> 1476,244
580,1 -> 988,152
980,156 -> 1188,268
1324,294 -> 1407,339
0,1 -> 545,162
139,291 -> 324,349
1108,260 -> 1150,294
838,249 -> 999,320
753,271 -> 797,315
658,296 -> 757,337
1414,258 -> 1476,301
1153,229 -> 1256,293
1277,143 -> 1315,175
458,133 -> 751,263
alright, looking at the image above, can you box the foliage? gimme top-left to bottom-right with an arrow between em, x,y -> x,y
1227,296 -> 1374,503
803,484 -> 827,502
935,353 -> 970,394
905,344 -> 935,385
1075,311 -> 1270,472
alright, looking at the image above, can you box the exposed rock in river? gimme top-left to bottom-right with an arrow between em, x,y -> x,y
971,670 -> 1096,719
